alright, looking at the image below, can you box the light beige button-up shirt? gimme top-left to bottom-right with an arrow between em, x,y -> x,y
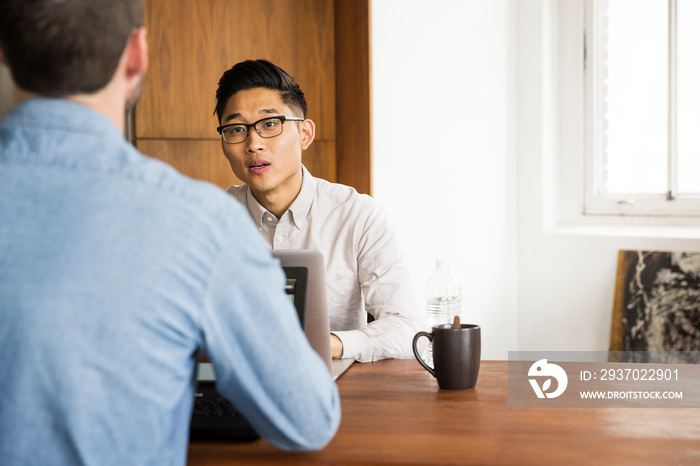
227,166 -> 425,362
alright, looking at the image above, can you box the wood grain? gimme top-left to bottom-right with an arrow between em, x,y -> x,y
610,250 -> 634,351
334,0 -> 372,195
188,360 -> 700,465
135,0 -> 369,194
137,0 -> 335,140
137,139 -> 239,189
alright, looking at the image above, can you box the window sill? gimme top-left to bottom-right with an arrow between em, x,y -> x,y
546,215 -> 700,240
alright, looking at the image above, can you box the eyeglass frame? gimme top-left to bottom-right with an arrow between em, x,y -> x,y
216,115 -> 305,144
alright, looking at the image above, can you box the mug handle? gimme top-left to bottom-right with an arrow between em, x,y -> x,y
412,331 -> 436,378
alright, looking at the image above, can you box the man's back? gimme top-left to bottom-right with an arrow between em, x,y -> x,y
0,99 -> 339,465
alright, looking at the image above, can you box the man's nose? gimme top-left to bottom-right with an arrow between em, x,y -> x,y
245,127 -> 266,151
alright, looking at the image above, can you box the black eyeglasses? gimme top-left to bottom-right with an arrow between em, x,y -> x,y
216,116 -> 304,144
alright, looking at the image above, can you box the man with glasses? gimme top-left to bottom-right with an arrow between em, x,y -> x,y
215,59 -> 425,363
0,2 -> 339,464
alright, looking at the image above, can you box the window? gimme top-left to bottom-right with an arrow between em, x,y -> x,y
583,0 -> 700,218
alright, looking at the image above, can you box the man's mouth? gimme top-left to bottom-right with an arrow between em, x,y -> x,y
248,161 -> 270,174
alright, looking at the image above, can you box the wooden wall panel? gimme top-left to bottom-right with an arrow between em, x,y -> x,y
335,0 -> 372,195
137,0 -> 335,141
302,141 -> 336,181
134,0 -> 368,193
138,140 -> 239,190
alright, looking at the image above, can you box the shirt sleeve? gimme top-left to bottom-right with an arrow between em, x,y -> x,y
332,201 -> 428,362
199,207 -> 340,451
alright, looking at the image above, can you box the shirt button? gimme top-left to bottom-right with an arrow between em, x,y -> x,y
266,216 -> 273,222
276,235 -> 283,242
258,226 -> 263,232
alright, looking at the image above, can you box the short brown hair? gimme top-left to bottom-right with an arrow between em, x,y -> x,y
0,0 -> 143,96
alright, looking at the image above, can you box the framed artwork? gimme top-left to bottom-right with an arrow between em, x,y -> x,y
610,250 -> 700,358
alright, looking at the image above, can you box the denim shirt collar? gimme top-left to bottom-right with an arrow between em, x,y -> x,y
4,98 -> 125,146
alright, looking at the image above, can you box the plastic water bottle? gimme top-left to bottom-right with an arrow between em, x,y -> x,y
425,258 -> 462,366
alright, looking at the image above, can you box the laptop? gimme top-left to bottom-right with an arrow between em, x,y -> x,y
190,249 -> 352,441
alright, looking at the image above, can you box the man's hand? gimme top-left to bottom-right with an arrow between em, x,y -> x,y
330,334 -> 343,358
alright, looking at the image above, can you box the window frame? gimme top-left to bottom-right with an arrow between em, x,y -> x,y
556,0 -> 700,226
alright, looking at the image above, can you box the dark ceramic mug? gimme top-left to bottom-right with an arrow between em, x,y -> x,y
412,324 -> 481,390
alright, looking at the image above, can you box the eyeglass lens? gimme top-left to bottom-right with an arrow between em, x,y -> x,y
222,117 -> 284,143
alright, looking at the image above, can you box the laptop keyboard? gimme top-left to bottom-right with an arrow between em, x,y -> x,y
193,388 -> 239,417
190,378 -> 260,441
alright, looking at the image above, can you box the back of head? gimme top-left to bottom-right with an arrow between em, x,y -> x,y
214,59 -> 308,123
0,0 -> 143,97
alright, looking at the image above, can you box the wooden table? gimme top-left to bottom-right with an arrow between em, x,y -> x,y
188,360 -> 700,465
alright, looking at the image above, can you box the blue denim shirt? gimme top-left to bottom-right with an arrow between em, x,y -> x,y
0,99 -> 340,465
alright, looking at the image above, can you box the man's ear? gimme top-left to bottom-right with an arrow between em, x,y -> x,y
300,119 -> 316,150
124,27 -> 148,80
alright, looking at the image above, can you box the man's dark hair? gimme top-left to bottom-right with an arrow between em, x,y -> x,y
0,0 -> 143,96
214,59 -> 308,123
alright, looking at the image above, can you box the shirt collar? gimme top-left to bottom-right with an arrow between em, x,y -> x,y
287,165 -> 315,228
6,98 -> 123,141
244,165 -> 315,229
243,188 -> 270,229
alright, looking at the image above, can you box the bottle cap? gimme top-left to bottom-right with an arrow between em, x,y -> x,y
436,258 -> 452,267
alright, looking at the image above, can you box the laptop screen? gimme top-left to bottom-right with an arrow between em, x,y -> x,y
282,267 -> 307,326
271,249 -> 332,373
190,251 -> 334,441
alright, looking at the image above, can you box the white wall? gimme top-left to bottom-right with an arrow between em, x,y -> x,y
371,0 -> 518,360
516,0 -> 700,352
371,0 -> 700,360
